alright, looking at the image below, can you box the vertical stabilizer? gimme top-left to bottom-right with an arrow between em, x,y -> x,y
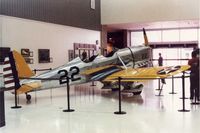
143,28 -> 149,46
12,50 -> 34,78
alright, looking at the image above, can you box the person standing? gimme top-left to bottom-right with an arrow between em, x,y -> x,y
188,51 -> 199,100
158,53 -> 165,84
158,53 -> 163,66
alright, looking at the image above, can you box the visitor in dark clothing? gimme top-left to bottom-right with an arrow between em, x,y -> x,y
188,51 -> 199,100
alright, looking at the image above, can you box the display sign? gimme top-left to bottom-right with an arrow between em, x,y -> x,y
38,49 -> 51,63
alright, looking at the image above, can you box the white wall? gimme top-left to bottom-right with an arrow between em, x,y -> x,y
1,15 -> 100,71
101,0 -> 200,24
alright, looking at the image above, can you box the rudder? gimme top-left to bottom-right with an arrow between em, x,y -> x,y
143,28 -> 149,46
12,50 -> 34,78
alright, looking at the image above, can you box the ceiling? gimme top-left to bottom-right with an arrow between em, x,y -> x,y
105,19 -> 200,32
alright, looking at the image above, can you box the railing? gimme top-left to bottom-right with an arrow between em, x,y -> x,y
32,68 -> 52,74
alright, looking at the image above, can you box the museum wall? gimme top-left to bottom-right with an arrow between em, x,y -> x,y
0,0 -> 101,31
101,0 -> 199,24
0,15 -> 100,72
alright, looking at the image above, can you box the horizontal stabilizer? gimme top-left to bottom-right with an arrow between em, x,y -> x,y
17,82 -> 42,94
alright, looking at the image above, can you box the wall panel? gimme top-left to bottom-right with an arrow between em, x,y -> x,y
1,16 -> 100,70
0,0 -> 101,31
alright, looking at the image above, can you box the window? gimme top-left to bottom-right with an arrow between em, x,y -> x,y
180,29 -> 198,41
131,28 -> 199,46
162,30 -> 179,42
148,30 -> 162,42
131,30 -> 162,46
131,31 -> 143,46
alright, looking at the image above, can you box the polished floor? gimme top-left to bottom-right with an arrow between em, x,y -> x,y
0,77 -> 200,133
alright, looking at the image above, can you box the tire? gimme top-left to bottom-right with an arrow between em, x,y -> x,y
26,94 -> 31,101
133,91 -> 142,95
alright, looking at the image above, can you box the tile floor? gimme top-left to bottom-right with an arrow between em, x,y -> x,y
0,76 -> 200,133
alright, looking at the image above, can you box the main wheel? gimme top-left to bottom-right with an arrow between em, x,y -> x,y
133,91 -> 142,95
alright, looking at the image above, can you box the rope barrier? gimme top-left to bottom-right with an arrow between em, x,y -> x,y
33,68 -> 52,72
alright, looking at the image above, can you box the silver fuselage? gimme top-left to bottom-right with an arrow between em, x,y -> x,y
21,45 -> 152,90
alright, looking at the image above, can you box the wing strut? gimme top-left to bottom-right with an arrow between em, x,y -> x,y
116,53 -> 127,70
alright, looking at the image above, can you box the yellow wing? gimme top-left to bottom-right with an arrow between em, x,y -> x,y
81,65 -> 123,81
103,65 -> 190,82
81,65 -> 119,75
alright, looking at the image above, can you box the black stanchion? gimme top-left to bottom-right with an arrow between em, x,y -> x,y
155,78 -> 164,96
114,77 -> 126,115
156,79 -> 161,90
35,88 -> 37,104
169,76 -> 177,94
63,76 -> 74,112
11,88 -> 21,109
0,91 -> 5,127
178,72 -> 190,112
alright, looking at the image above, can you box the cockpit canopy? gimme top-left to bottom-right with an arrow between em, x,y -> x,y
81,54 -> 98,63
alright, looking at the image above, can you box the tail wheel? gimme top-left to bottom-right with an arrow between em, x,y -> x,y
26,94 -> 31,101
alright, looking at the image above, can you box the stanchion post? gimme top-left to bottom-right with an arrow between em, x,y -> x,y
155,78 -> 163,96
0,91 -> 5,127
34,68 -> 37,104
178,72 -> 190,112
63,76 -> 75,112
35,88 -> 37,104
11,88 -> 21,109
114,77 -> 126,115
169,75 -> 177,94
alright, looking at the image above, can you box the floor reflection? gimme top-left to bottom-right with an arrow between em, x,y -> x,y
101,91 -> 144,105
2,79 -> 200,133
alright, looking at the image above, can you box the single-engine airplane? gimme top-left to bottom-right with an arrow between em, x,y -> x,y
1,29 -> 190,101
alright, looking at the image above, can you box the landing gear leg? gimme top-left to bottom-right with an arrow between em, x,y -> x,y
122,83 -> 143,95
